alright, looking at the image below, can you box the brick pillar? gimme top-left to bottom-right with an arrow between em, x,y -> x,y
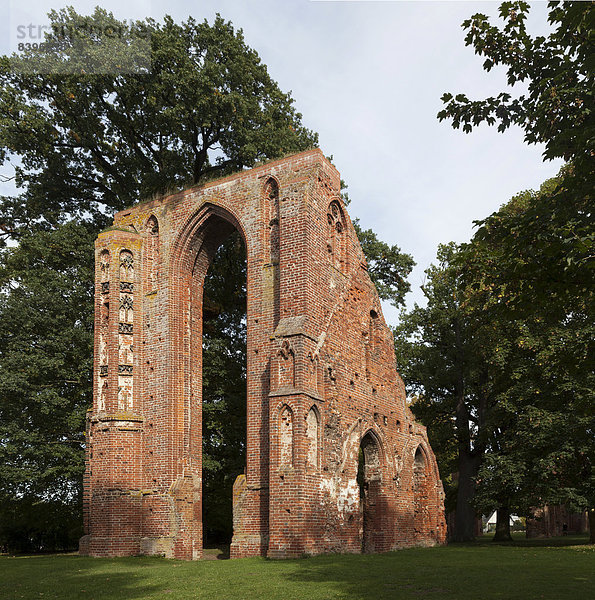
267,330 -> 323,557
81,229 -> 144,557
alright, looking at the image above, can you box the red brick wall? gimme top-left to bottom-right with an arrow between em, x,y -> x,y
80,149 -> 446,560
526,506 -> 589,538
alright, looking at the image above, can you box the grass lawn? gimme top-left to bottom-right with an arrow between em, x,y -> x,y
1,535 -> 592,600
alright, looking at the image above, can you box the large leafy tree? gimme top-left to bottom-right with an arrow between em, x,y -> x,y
394,243 -> 498,542
0,8 -> 414,549
398,174 -> 594,543
465,176 -> 594,542
438,0 -> 593,288
426,0 -> 594,541
0,223 -> 95,550
438,1 -> 593,176
0,7 -> 317,235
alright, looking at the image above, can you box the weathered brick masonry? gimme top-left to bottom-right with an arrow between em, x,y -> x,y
80,149 -> 446,560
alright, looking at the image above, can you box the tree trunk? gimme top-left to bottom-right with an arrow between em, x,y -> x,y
452,450 -> 481,542
589,508 -> 595,544
493,504 -> 513,542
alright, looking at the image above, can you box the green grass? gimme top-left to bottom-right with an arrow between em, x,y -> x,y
1,536 -> 592,600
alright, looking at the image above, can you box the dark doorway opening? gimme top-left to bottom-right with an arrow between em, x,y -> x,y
357,431 -> 382,553
413,446 -> 429,538
202,230 -> 247,558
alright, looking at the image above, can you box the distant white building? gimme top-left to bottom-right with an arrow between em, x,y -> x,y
484,511 -> 521,533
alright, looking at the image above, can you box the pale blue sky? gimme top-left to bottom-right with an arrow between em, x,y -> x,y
2,1 -> 562,322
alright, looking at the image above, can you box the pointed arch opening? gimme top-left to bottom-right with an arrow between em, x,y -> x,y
305,406 -> 320,470
264,177 -> 281,329
357,430 -> 383,553
413,445 -> 431,538
279,404 -> 294,467
145,215 -> 159,293
174,207 -> 249,556
200,227 -> 247,553
326,200 -> 347,272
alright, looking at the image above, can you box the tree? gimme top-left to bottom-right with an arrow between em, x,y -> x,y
394,243 -> 496,542
354,223 -> 415,309
438,1 -> 593,179
433,0 -> 594,541
463,176 -> 594,542
0,222 -> 94,551
438,0 -> 593,299
0,7 -> 317,238
398,175 -> 594,543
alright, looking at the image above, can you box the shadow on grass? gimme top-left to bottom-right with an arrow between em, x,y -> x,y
453,533 -> 591,548
2,536 -> 592,600
279,535 -> 593,600
2,555 -> 168,600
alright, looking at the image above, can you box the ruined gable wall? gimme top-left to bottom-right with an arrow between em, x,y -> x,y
81,149 -> 446,560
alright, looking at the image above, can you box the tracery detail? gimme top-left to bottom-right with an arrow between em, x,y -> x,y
146,216 -> 159,292
118,249 -> 134,411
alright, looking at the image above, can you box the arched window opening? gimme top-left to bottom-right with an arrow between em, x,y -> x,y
327,200 -> 346,271
264,178 -> 280,328
279,405 -> 294,467
201,229 -> 247,551
306,407 -> 320,470
358,431 -> 382,553
117,249 -> 134,412
97,249 -> 111,411
365,308 -> 379,381
146,216 -> 159,292
413,446 -> 431,538
99,249 -> 110,287
265,178 -> 280,264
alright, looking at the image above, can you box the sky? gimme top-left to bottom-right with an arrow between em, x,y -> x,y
2,0 -> 563,324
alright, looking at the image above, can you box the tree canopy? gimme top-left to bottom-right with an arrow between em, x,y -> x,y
438,1 -> 593,171
0,7 -> 317,238
397,174 -> 593,542
396,0 -> 594,543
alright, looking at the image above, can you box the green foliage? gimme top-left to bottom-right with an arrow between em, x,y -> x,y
0,496 -> 83,553
201,232 -> 247,544
397,174 -> 594,539
461,174 -> 594,517
0,223 -> 94,498
353,221 -> 414,308
394,243 -> 494,539
0,222 -> 94,551
0,6 -> 317,238
438,1 -> 594,169
409,0 -> 595,540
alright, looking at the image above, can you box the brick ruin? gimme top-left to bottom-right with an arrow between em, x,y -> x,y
79,149 -> 447,560
526,506 -> 589,538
